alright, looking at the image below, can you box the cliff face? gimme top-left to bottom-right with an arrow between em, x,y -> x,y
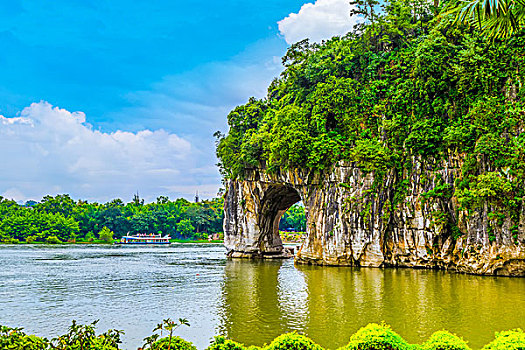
223,156 -> 525,276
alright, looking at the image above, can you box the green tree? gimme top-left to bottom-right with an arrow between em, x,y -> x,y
176,219 -> 195,239
98,226 -> 114,243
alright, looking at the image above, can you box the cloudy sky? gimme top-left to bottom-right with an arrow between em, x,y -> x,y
0,0 -> 361,203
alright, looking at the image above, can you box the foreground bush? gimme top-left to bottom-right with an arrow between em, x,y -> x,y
341,323 -> 412,350
421,331 -> 471,350
482,329 -> 525,350
151,336 -> 197,350
207,336 -> 255,350
0,321 -> 122,350
2,322 -> 524,350
142,318 -> 193,350
0,326 -> 49,350
265,333 -> 323,350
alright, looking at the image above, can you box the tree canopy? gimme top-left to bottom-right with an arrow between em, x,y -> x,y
0,194 -> 225,243
217,1 -> 524,178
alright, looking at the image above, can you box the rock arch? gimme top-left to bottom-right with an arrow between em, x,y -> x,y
223,164 -> 525,276
224,179 -> 304,258
257,184 -> 302,255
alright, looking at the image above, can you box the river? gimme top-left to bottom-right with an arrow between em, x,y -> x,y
0,244 -> 523,349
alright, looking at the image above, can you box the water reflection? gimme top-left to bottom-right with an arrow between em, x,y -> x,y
219,260 -> 286,343
218,262 -> 525,349
0,245 -> 523,350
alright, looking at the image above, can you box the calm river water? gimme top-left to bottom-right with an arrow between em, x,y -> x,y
0,244 -> 523,349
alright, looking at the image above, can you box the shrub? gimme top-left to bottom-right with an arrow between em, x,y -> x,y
350,138 -> 393,174
51,320 -> 122,350
45,235 -> 62,244
265,333 -> 323,350
482,329 -> 525,350
421,331 -> 471,350
0,325 -> 50,350
98,226 -> 114,243
342,323 -> 412,350
207,336 -> 248,350
153,336 -> 198,350
85,231 -> 95,242
143,318 -> 191,350
456,172 -> 513,209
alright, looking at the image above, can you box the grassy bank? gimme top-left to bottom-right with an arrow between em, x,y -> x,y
2,322 -> 524,350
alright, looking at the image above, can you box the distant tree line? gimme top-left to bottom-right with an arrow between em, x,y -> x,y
279,204 -> 306,232
0,193 -> 225,243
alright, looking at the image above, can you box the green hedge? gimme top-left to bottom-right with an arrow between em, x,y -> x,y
2,323 -> 525,350
482,329 -> 525,350
340,323 -> 412,350
153,336 -> 198,350
421,331 -> 470,350
265,333 -> 323,350
207,336 -> 258,350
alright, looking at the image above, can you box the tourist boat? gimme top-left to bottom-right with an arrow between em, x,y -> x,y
116,233 -> 171,245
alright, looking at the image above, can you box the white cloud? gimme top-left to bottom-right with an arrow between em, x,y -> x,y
0,115 -> 33,126
0,101 -> 221,203
278,0 -> 363,44
100,42 -> 286,203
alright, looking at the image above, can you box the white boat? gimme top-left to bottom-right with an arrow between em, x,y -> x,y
115,233 -> 171,245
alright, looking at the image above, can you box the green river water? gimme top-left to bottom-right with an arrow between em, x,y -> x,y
0,244 -> 523,349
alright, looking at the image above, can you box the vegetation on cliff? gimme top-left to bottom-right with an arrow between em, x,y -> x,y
2,322 -> 524,350
216,0 -> 525,240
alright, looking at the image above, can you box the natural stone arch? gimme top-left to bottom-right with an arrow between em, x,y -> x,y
222,165 -> 524,276
223,178 -> 304,259
257,184 -> 302,255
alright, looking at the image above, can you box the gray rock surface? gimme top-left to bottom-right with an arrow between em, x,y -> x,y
223,159 -> 525,276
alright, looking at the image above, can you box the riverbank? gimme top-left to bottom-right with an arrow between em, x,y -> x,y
1,322 -> 523,350
0,239 -> 224,245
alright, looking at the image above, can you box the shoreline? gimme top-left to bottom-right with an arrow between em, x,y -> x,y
0,239 -> 224,245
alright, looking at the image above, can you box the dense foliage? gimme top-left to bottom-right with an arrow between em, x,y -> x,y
216,0 -> 525,234
342,323 -> 412,350
0,194 -> 224,243
142,318 -> 195,350
448,0 -> 525,39
0,321 -> 123,350
3,322 -> 523,350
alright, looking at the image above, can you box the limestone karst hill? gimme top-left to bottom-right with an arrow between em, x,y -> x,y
216,2 -> 525,275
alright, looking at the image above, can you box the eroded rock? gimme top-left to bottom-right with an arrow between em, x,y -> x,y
223,161 -> 525,276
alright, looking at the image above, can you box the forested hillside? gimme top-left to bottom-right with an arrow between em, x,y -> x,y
216,0 -> 525,229
0,194 -> 224,243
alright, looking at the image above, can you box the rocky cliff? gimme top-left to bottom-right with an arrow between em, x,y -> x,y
223,157 -> 525,276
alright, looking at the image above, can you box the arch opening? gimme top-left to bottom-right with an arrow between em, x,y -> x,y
278,201 -> 306,242
257,185 -> 303,257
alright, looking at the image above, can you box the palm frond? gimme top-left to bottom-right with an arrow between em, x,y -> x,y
446,0 -> 525,39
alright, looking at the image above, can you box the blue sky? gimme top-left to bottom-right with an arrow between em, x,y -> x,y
0,0 -> 360,203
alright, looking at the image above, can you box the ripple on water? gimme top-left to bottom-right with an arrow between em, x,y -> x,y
0,245 -> 523,350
